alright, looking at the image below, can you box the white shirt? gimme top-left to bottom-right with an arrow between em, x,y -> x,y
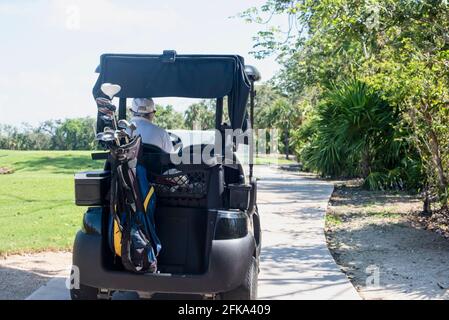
130,116 -> 174,153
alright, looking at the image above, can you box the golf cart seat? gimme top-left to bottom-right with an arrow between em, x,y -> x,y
140,143 -> 222,209
141,143 -> 172,175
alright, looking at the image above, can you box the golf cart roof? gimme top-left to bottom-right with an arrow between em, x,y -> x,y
93,51 -> 259,130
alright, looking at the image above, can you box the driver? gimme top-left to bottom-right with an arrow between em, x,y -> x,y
129,98 -> 174,153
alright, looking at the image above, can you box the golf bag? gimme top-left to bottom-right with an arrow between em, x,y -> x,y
107,136 -> 161,273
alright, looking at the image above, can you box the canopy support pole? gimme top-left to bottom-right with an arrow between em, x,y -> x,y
215,98 -> 224,156
215,98 -> 223,130
249,81 -> 255,180
119,98 -> 127,120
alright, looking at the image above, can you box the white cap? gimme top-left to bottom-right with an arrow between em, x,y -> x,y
131,98 -> 155,114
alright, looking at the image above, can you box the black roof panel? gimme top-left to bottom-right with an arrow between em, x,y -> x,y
93,52 -> 251,129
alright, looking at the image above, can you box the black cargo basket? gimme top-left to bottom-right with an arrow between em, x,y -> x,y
150,169 -> 210,208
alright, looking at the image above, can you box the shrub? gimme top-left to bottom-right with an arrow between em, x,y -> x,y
295,80 -> 423,190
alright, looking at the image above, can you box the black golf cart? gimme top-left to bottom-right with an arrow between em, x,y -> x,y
71,51 -> 262,300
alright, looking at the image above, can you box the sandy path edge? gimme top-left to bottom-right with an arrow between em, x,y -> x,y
0,252 -> 71,300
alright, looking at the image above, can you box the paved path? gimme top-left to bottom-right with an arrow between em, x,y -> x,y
27,166 -> 359,300
256,166 -> 359,299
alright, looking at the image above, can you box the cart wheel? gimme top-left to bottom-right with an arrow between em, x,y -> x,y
70,284 -> 99,300
220,257 -> 258,300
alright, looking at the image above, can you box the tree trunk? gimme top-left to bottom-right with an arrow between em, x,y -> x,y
284,129 -> 289,160
421,104 -> 448,203
360,148 -> 371,178
422,188 -> 432,216
418,102 -> 448,211
428,129 -> 447,190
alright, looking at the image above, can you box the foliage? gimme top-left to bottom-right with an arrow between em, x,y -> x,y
50,118 -> 97,150
254,84 -> 282,129
0,117 -> 96,151
0,101 -> 211,151
298,80 -> 416,179
243,0 -> 448,210
184,100 -> 215,130
0,124 -> 51,150
253,85 -> 303,156
153,104 -> 186,130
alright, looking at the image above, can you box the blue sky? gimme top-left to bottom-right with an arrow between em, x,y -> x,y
0,0 -> 284,126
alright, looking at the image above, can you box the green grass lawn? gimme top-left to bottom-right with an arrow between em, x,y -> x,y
254,155 -> 297,165
0,150 -> 103,255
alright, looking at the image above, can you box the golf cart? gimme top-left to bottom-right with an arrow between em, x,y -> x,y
71,51 -> 262,300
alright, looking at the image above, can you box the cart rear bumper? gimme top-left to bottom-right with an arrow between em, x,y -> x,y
72,231 -> 255,295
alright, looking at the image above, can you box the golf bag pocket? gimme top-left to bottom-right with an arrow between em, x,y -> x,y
108,211 -> 125,257
108,184 -> 160,264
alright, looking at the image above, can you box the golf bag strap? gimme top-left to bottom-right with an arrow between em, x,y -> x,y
108,137 -> 157,273
110,168 -> 121,230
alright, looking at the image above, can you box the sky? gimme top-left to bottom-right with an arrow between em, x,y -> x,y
0,0 -> 285,126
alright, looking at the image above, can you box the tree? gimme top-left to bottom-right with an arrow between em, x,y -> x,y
254,84 -> 281,129
242,0 -> 449,211
153,105 -> 185,129
361,2 -> 449,208
184,101 -> 215,130
0,118 -> 97,151
0,123 -> 52,150
264,97 -> 302,159
299,80 -> 417,181
253,85 -> 303,157
51,118 -> 96,150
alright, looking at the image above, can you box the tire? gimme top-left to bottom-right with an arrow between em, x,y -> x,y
220,257 -> 258,300
70,284 -> 99,300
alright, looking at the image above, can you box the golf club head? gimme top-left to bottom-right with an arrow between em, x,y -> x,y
96,98 -> 116,117
95,132 -> 105,141
129,122 -> 137,131
116,129 -> 131,138
100,114 -> 114,122
104,127 -> 115,134
100,83 -> 121,100
97,131 -> 116,142
96,97 -> 112,106
97,104 -> 116,113
117,119 -> 131,130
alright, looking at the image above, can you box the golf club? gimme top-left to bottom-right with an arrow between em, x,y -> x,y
95,131 -> 116,146
96,84 -> 140,148
116,129 -> 130,144
96,97 -> 118,129
117,119 -> 131,129
129,122 -> 137,138
118,120 -> 137,138
117,120 -> 138,144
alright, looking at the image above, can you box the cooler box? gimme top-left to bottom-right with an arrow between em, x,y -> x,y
75,171 -> 110,206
